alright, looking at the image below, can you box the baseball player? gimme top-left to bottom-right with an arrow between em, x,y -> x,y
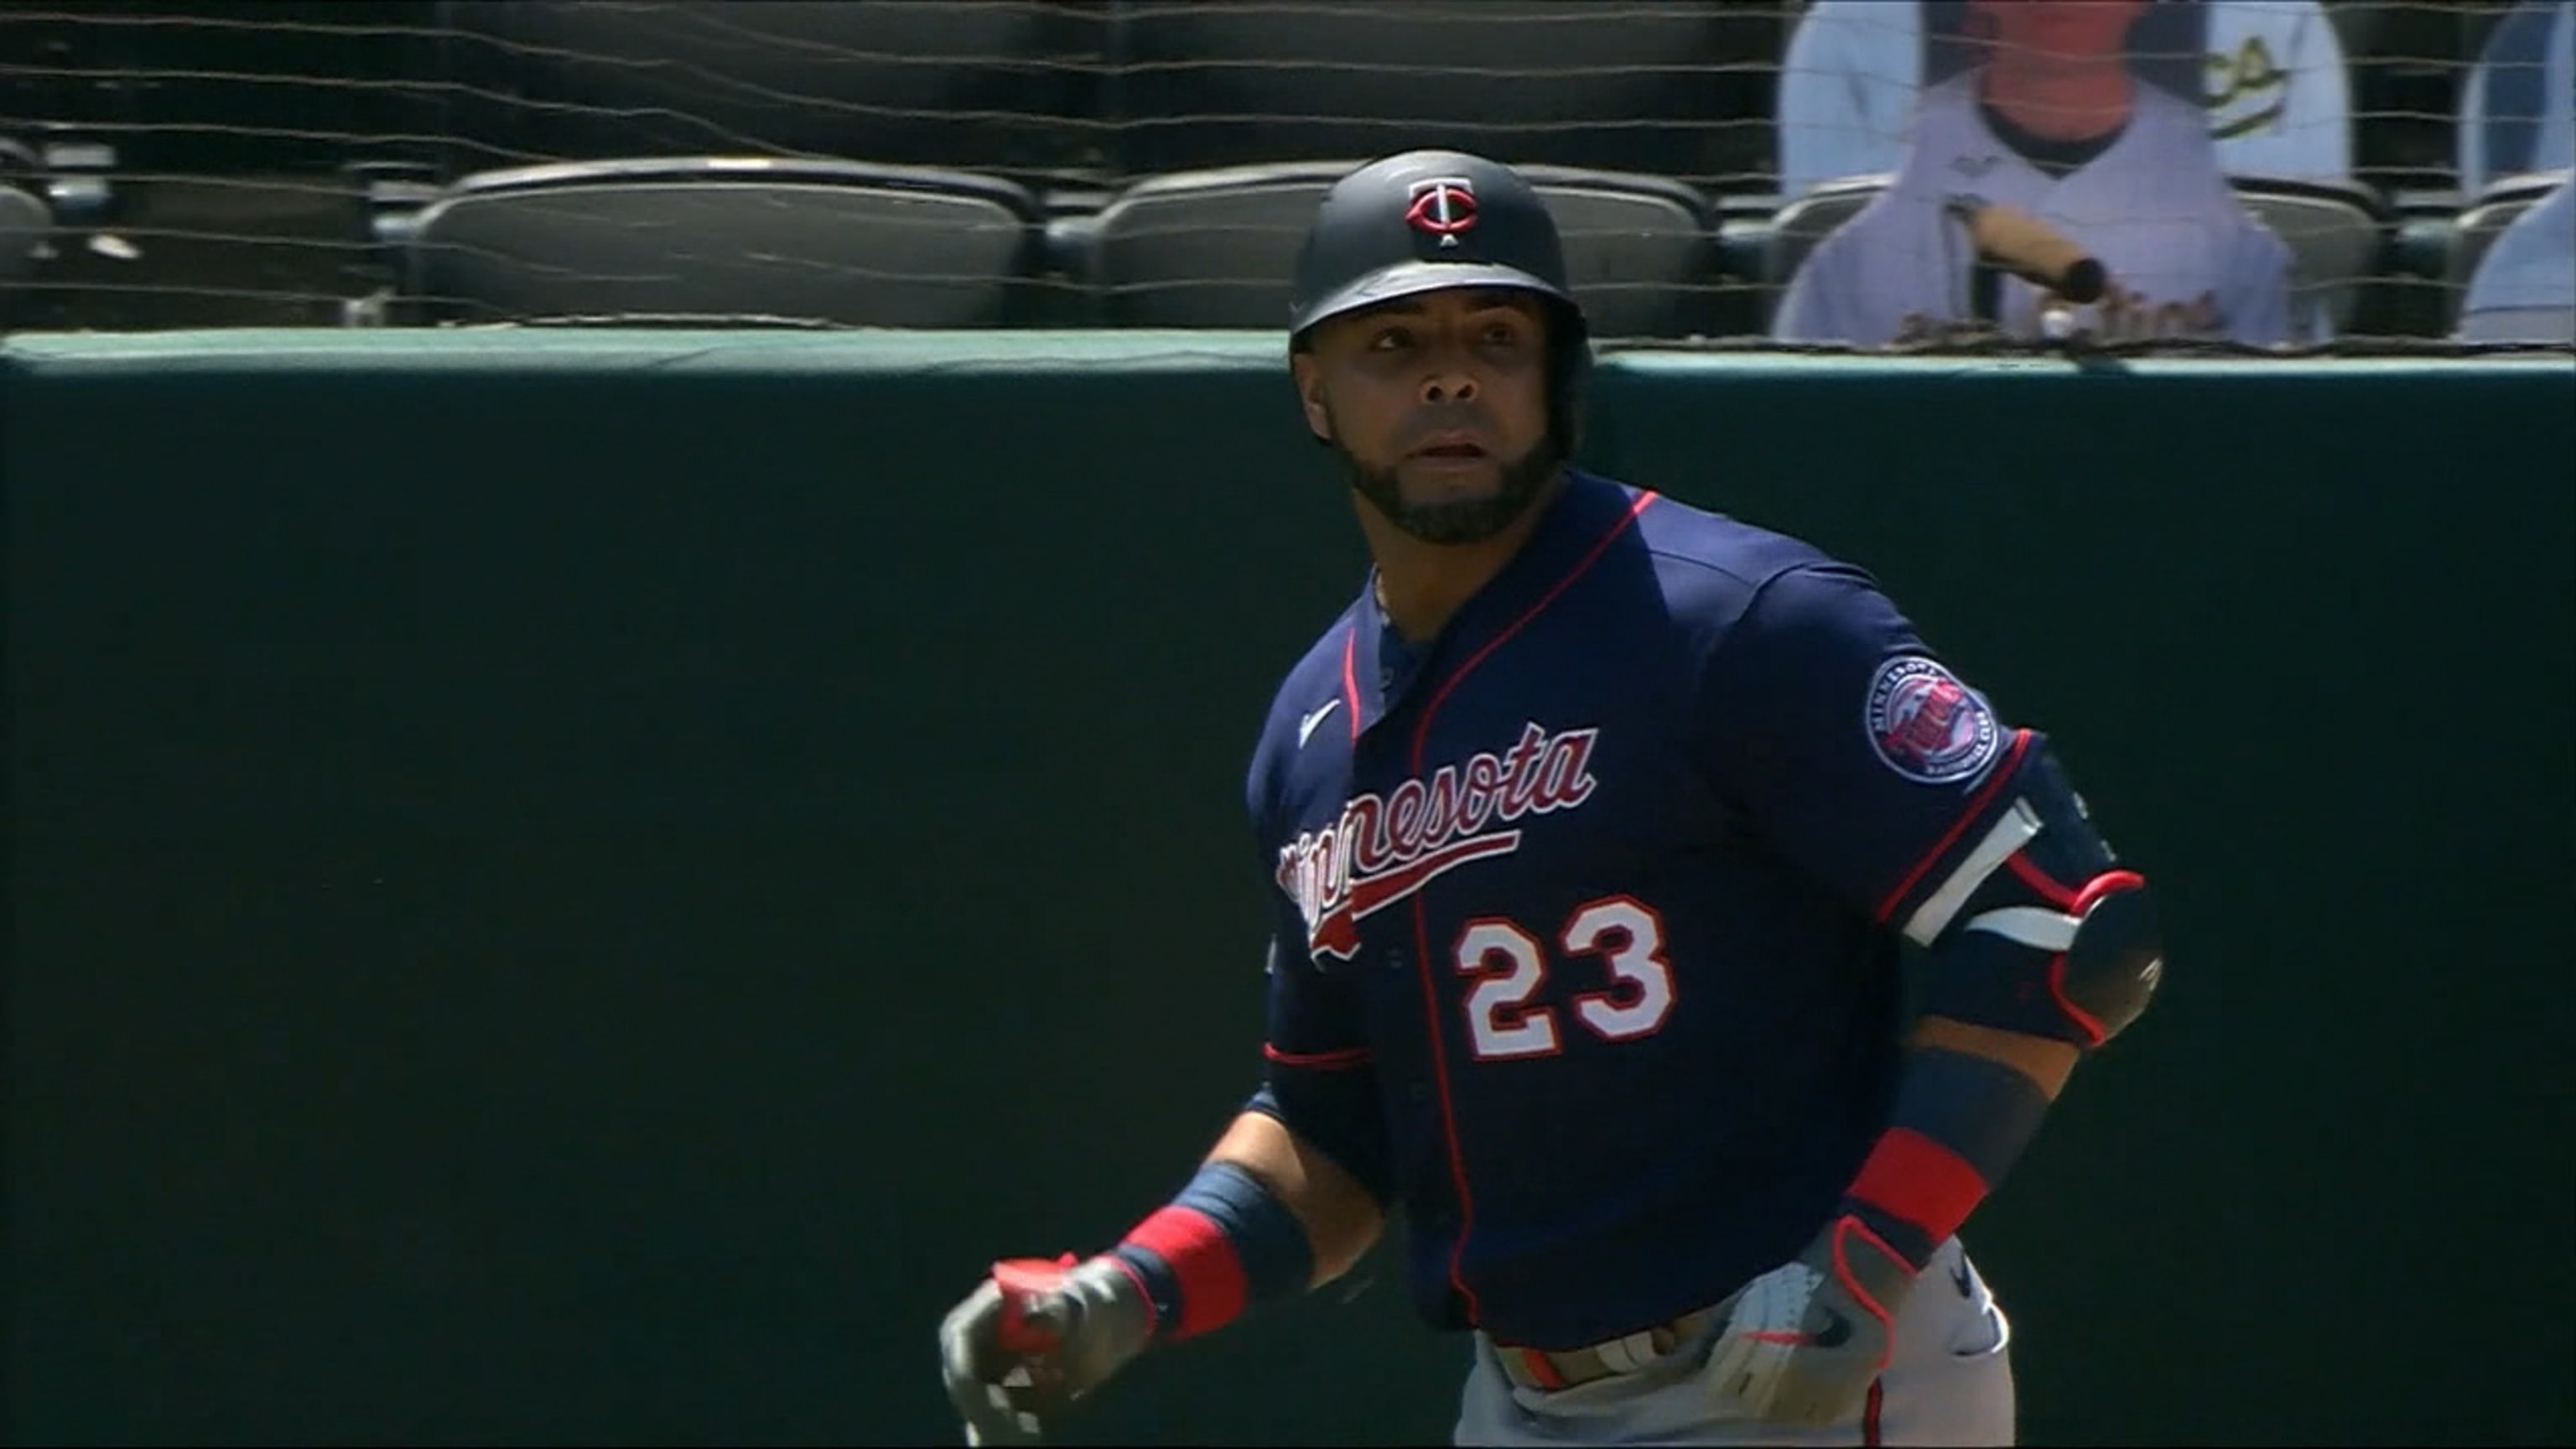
937,149 -> 2165,1447
1774,0 -> 2296,347
1775,0 -> 2352,200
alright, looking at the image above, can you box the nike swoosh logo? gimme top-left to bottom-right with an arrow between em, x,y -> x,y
1809,1306 -> 1852,1349
1297,698 -> 1341,746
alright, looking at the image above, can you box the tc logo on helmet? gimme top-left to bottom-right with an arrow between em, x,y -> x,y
1405,178 -> 1478,247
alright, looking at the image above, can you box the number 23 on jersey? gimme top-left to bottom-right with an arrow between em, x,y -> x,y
1455,895 -> 1675,1061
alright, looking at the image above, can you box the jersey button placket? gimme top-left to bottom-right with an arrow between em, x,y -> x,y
1384,948 -> 1430,1104
1382,943 -> 1418,1087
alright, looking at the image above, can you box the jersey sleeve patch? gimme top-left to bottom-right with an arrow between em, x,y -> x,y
1864,656 -> 2003,786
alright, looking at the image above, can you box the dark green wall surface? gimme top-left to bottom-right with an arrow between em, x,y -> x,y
5,332 -> 2569,1446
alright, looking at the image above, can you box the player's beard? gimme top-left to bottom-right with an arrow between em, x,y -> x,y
1335,434 -> 1561,546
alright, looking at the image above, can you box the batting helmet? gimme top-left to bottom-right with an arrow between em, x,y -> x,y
1287,150 -> 1592,455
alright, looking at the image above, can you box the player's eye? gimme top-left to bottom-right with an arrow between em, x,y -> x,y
1368,328 -> 1411,351
1482,321 -> 1524,346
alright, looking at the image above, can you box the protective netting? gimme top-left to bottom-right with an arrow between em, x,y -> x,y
0,1 -> 2567,349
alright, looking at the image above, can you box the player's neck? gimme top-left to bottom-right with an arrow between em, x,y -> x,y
1363,473 -> 1563,646
1977,59 -> 2135,143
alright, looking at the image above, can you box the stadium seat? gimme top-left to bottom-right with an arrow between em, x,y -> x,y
1762,174 -> 1887,304
1103,2 -> 1768,191
436,1 -> 1107,190
2225,174 -> 2391,338
0,179 -> 49,291
1763,174 -> 2388,340
401,158 -> 1049,329
1067,163 -> 1722,340
2444,169 -> 2572,328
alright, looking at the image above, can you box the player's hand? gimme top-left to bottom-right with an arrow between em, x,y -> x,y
1704,1214 -> 1917,1427
937,1253 -> 1153,1446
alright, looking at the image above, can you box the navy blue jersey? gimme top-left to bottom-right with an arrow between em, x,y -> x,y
1245,470 -> 2042,1351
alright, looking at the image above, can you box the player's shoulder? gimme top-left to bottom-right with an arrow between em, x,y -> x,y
1633,486 -> 1842,581
1259,606 -> 1359,741
1603,481 -> 1919,697
1627,484 -> 1860,627
1244,595 -> 1366,818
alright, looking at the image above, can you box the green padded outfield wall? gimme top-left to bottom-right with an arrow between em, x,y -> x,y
3,332 -> 2569,1447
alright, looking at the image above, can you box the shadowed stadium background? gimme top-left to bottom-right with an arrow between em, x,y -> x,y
0,0 -> 2568,340
6,334 -> 2569,1447
2,4 -> 2572,1447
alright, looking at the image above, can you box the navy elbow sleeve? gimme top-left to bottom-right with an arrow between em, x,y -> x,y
1245,1078 -> 1396,1208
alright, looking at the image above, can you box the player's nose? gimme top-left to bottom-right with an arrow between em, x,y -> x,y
1418,367 -> 1478,405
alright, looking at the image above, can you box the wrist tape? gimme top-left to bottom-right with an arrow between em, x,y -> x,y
1108,1159 -> 1313,1342
1840,1046 -> 2051,1268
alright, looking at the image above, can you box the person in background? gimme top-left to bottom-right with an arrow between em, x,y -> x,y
1774,0 -> 2294,347
1776,0 -> 2353,200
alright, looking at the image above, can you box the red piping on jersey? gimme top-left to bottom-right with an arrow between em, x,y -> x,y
1517,1347 -> 1569,1389
1831,1216 -> 1906,1364
1873,729 -> 2033,924
1262,1042 -> 1372,1069
2071,869 -> 2144,918
2006,851 -> 2078,909
2045,959 -> 2106,1047
1862,1377 -> 1885,1446
1405,487 -> 1659,1327
2047,868 -> 2147,1046
1339,630 -> 1362,742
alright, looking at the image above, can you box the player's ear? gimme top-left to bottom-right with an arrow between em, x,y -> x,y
1290,353 -> 1332,444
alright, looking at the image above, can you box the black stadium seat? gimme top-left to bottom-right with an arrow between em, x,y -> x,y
1104,2 -> 1762,190
0,135 -> 62,321
1069,162 -> 1721,339
0,178 -> 49,289
2225,174 -> 2392,339
401,157 -> 1048,328
436,1 -> 1108,189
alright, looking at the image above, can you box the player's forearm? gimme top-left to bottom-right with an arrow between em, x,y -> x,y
1204,1109 -> 1386,1287
1087,1109 -> 1381,1348
1831,1015 -> 2080,1267
1911,1014 -> 2080,1099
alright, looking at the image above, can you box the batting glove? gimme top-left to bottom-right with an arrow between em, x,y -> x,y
1705,1214 -> 1917,1427
937,1253 -> 1153,1446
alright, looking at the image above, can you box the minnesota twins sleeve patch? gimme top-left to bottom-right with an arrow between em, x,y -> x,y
1866,657 -> 2002,785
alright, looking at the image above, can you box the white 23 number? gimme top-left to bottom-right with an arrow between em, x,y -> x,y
1455,896 -> 1676,1061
